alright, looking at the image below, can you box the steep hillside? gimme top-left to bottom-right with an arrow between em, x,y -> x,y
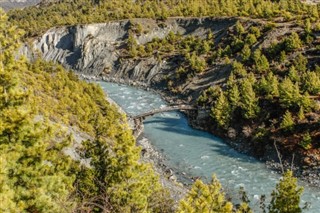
0,12 -> 174,212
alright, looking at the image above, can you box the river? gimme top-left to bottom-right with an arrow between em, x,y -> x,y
99,81 -> 320,212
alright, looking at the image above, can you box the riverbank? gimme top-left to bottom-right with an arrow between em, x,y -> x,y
137,137 -> 188,203
104,87 -> 188,204
85,74 -> 320,189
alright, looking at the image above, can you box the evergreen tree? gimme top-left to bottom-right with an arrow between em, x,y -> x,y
241,44 -> 251,61
280,110 -> 295,131
232,61 -> 247,77
240,78 -> 260,119
298,107 -> 305,121
245,33 -> 257,46
284,32 -> 302,52
293,53 -> 307,72
299,132 -> 312,150
228,83 -> 241,109
305,18 -> 312,34
280,51 -> 287,63
279,78 -> 301,109
235,20 -> 245,36
302,72 -> 320,95
269,171 -> 303,213
288,66 -> 300,82
177,176 -> 233,213
253,49 -> 269,73
211,92 -> 232,129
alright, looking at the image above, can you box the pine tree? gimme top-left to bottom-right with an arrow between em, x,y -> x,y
211,92 -> 232,129
241,44 -> 251,61
177,176 -> 233,213
284,32 -> 302,52
245,33 -> 257,46
279,78 -> 301,108
235,20 -> 245,36
240,78 -> 260,119
299,132 -> 312,150
305,18 -> 312,34
253,49 -> 269,73
293,53 -> 307,72
228,83 -> 241,108
269,171 -> 303,213
280,110 -> 295,131
267,72 -> 280,98
298,107 -> 305,121
302,72 -> 320,95
280,51 -> 287,63
232,61 -> 247,77
288,66 -> 300,82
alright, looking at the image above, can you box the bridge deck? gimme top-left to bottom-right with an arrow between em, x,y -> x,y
132,105 -> 196,119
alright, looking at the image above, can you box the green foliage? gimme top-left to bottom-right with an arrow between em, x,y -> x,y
280,110 -> 295,131
269,171 -> 304,213
302,71 -> 320,94
197,86 -> 221,106
240,78 -> 260,119
280,51 -> 287,63
177,176 -> 233,213
258,72 -> 279,99
293,53 -> 308,72
245,33 -> 257,46
211,92 -> 232,129
304,18 -> 312,34
298,107 -> 305,120
279,78 -> 301,109
189,52 -> 207,73
241,44 -> 251,61
284,32 -> 302,52
299,132 -> 312,150
0,12 -> 76,212
288,66 -> 300,82
0,13 -> 172,212
253,49 -> 269,73
250,26 -> 261,38
77,135 -> 168,212
232,61 -> 247,77
235,21 -> 245,36
228,82 -> 241,108
9,0 -> 320,38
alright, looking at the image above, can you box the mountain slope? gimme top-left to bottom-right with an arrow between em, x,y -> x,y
0,12 -> 173,212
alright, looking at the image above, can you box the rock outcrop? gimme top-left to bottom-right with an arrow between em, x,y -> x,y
31,18 -> 237,85
0,0 -> 40,10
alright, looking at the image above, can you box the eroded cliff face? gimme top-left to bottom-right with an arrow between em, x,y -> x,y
32,18 -> 237,86
0,0 -> 40,10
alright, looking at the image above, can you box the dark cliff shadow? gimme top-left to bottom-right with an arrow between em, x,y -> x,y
55,28 -> 82,68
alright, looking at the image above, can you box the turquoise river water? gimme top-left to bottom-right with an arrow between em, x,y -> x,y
99,81 -> 320,212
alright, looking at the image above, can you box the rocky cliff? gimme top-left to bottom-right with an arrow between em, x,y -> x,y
31,18 -> 236,86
